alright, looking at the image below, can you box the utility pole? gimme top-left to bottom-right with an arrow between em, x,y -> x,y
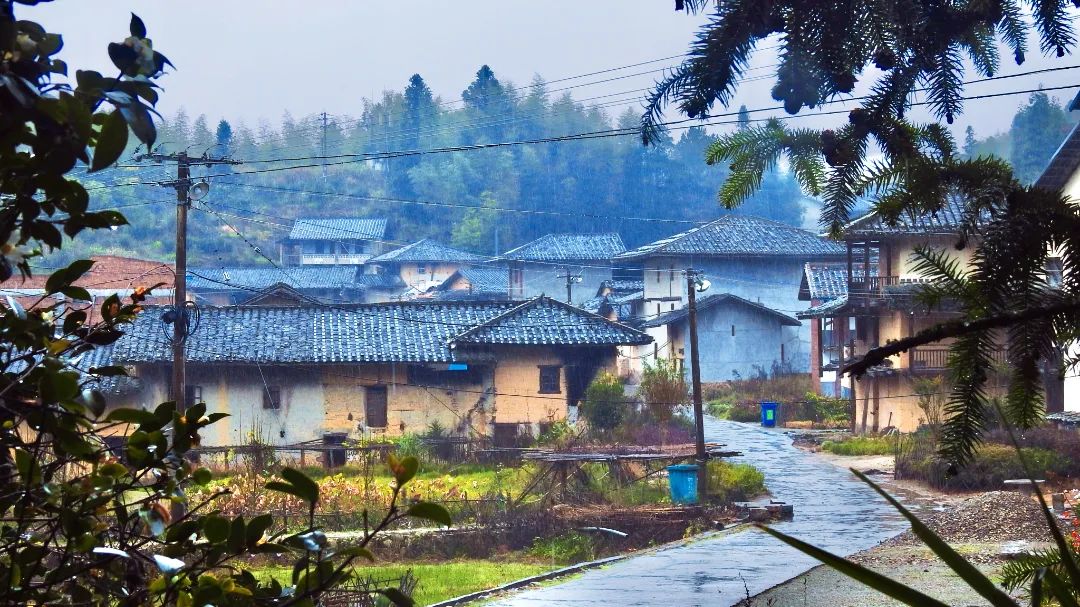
556,268 -> 582,304
686,269 -> 708,497
139,151 -> 242,414
320,111 -> 328,179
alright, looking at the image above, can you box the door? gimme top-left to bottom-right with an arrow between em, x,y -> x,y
365,386 -> 388,428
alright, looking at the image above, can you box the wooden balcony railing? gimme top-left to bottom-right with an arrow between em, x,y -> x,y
910,347 -> 1008,371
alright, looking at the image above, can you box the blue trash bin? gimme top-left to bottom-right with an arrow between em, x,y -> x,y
667,464 -> 699,504
761,401 -> 779,427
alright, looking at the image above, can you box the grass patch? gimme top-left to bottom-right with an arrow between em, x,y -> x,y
821,436 -> 896,456
253,561 -> 554,606
528,531 -> 598,565
706,460 -> 767,502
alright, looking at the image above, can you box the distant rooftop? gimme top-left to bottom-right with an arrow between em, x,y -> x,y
502,233 -> 625,262
844,198 -> 988,237
615,215 -> 844,260
1036,123 -> 1080,192
187,266 -> 359,292
798,262 -> 873,301
640,293 -> 801,329
286,217 -> 388,242
435,266 -> 509,295
369,239 -> 486,264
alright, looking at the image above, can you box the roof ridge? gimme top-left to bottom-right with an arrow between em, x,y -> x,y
447,296 -> 543,344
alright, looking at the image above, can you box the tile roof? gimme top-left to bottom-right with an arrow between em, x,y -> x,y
796,294 -> 849,319
615,215 -> 844,260
108,296 -> 650,365
12,255 -> 174,290
797,262 -> 873,301
502,233 -> 625,262
286,217 -> 388,241
640,293 -> 801,329
451,298 -> 651,346
353,273 -> 406,290
369,239 -> 486,264
1036,123 -> 1080,192
844,197 -> 988,237
187,266 -> 360,292
435,266 -> 509,294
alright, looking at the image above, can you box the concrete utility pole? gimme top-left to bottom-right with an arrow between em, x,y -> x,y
686,269 -> 708,496
556,268 -> 582,304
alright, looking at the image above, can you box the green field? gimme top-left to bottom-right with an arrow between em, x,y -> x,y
255,560 -> 554,606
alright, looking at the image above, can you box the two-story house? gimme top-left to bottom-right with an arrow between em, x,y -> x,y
502,233 -> 627,306
798,200 -> 1017,432
91,294 -> 651,447
280,217 -> 388,266
367,239 -> 486,297
614,215 -> 845,377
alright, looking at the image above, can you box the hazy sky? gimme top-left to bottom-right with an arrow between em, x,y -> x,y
25,1 -> 1080,140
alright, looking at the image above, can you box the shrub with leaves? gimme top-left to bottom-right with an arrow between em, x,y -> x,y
0,6 -> 447,606
580,371 -> 626,436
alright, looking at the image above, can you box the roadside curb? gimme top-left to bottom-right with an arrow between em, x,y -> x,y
429,522 -> 753,607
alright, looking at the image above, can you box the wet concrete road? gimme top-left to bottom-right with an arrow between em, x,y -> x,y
490,418 -> 909,606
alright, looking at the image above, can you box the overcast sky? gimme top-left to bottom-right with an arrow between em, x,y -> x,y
25,1 -> 1080,140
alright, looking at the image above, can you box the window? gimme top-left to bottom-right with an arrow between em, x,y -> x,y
418,265 -> 427,274
655,266 -> 661,283
185,385 -> 203,407
365,386 -> 388,428
780,343 -> 785,362
538,365 -> 561,394
262,386 -> 281,410
1047,257 -> 1063,288
731,324 -> 736,337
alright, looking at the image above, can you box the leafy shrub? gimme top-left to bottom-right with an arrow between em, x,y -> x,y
727,402 -> 761,423
538,419 -> 575,447
580,372 -> 626,435
705,400 -> 731,418
821,436 -> 896,456
394,432 -> 433,460
897,437 -> 1063,490
528,532 -> 596,564
638,358 -> 688,437
706,460 -> 767,502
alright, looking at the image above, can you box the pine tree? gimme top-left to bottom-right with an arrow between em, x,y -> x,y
737,105 -> 750,130
645,0 -> 1080,466
1009,91 -> 1072,184
215,119 -> 233,155
963,126 -> 977,158
462,65 -> 507,114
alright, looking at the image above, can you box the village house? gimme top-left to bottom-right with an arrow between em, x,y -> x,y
0,254 -> 175,319
430,266 -> 511,301
640,294 -> 802,382
501,233 -> 628,306
797,262 -> 866,398
93,294 -> 651,448
796,199 -> 1026,433
1035,123 -> 1080,412
614,215 -> 845,378
279,217 -> 389,266
367,239 -> 487,297
187,265 -> 403,305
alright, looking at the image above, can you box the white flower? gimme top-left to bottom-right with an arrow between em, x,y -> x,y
0,233 -> 33,267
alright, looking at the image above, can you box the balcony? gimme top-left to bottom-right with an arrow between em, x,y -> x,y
848,275 -> 937,302
909,347 -> 1008,372
283,253 -> 371,266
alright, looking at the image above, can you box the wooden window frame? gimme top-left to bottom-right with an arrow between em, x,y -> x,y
262,386 -> 281,410
538,365 -> 562,394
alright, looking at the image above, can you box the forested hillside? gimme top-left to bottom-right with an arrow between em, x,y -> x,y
74,66 -> 809,266
73,72 -> 1076,268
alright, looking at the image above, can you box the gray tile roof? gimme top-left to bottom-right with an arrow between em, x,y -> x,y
502,233 -> 625,262
435,267 -> 509,295
108,297 -> 650,365
615,215 -> 844,260
353,273 -> 406,290
452,298 -> 651,346
798,262 -> 873,301
188,266 -> 360,292
369,239 -> 486,264
640,293 -> 801,329
844,197 -> 988,237
286,217 -> 388,242
1036,123 -> 1080,192
797,294 -> 849,319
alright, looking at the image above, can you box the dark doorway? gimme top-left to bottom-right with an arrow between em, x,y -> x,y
365,386 -> 388,428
